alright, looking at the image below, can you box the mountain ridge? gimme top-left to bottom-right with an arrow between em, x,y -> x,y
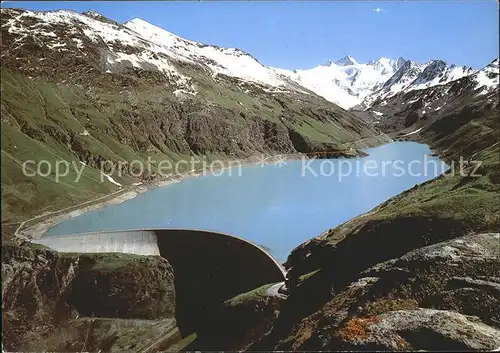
2,7 -> 495,110
360,58 -> 499,133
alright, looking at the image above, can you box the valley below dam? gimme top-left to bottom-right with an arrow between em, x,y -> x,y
42,141 -> 448,261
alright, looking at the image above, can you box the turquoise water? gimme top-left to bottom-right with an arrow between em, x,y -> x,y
43,142 -> 448,261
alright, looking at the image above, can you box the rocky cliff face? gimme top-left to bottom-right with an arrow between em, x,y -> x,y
185,283 -> 285,351
275,233 -> 500,351
2,241 -> 177,352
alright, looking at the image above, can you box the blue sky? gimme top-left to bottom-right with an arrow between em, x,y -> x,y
2,1 -> 498,69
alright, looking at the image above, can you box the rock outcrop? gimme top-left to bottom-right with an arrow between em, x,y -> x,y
338,308 -> 500,351
270,233 -> 500,351
2,241 -> 176,352
192,283 -> 286,350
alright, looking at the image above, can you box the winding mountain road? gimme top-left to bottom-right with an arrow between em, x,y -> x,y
267,281 -> 287,299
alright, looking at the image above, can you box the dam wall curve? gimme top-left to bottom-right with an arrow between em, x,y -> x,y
33,228 -> 286,338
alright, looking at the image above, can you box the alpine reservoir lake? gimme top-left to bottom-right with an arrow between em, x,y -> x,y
43,142 -> 448,261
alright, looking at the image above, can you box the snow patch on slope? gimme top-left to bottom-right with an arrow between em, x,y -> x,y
402,127 -> 423,136
474,58 -> 499,95
102,173 -> 122,187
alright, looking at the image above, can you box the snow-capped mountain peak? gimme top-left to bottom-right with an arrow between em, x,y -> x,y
411,60 -> 447,85
395,57 -> 407,68
124,17 -> 190,48
410,60 -> 474,90
275,55 -> 410,108
335,55 -> 359,66
357,58 -> 480,109
82,10 -> 116,24
382,59 -> 422,89
2,8 -> 294,94
473,58 -> 499,94
82,10 -> 103,19
122,17 -> 294,88
372,57 -> 406,75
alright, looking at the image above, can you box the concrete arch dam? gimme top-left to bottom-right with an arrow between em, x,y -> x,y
34,229 -> 286,338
